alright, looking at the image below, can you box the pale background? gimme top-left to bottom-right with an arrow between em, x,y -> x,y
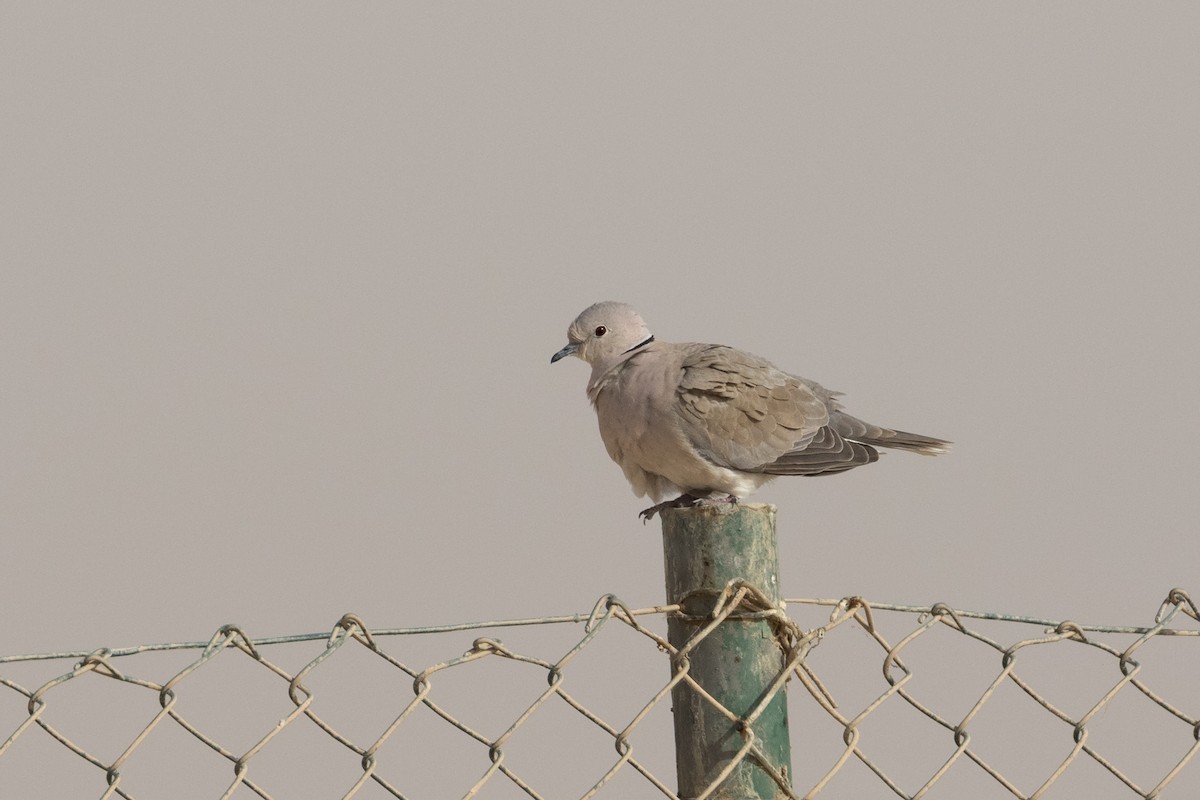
2,4 -> 1198,798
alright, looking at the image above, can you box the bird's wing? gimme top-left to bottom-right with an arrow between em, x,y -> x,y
756,426 -> 880,475
675,344 -> 831,471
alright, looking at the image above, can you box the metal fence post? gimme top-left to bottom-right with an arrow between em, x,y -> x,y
661,503 -> 793,800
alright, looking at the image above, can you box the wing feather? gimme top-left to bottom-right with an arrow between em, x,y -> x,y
675,345 -> 829,471
757,427 -> 880,475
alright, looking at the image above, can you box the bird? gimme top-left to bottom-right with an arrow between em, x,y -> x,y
551,301 -> 950,520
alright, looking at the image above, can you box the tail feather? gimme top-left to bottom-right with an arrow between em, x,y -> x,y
866,428 -> 952,455
831,412 -> 951,456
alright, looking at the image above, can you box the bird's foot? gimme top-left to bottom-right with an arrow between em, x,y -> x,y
695,493 -> 739,509
639,495 -> 697,523
639,493 -> 739,523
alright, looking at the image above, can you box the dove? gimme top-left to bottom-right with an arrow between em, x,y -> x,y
551,301 -> 950,520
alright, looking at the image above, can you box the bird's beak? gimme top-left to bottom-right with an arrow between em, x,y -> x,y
550,342 -> 579,363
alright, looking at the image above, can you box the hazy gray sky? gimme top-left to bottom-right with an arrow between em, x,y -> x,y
2,4 -> 1198,797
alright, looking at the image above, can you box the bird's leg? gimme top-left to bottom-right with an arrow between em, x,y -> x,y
639,493 -> 738,523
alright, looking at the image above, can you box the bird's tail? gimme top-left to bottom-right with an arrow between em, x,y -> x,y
869,428 -> 952,455
831,412 -> 951,456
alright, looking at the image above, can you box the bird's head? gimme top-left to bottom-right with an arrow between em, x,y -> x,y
551,301 -> 654,367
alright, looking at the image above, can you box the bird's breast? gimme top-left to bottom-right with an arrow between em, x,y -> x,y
593,362 -> 690,470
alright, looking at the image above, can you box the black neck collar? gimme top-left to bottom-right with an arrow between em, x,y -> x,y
623,335 -> 655,355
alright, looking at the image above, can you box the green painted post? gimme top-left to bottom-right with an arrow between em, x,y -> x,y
661,503 -> 793,800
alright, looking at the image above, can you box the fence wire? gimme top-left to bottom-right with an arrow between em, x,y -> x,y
1,588 -> 1196,799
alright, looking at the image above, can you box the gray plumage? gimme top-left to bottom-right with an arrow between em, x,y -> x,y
552,301 -> 949,516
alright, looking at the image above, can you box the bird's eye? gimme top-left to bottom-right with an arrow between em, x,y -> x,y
594,326 -> 607,337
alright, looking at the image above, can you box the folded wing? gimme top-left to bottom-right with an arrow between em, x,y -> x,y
675,345 -> 865,474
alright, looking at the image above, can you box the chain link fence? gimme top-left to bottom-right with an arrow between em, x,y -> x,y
2,587 -> 1197,799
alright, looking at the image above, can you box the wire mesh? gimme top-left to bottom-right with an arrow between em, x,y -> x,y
1,588 -> 1196,799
